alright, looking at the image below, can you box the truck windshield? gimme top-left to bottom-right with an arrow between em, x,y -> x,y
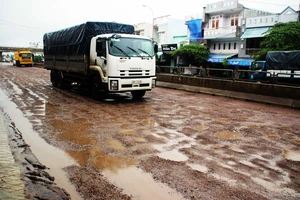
251,61 -> 264,70
19,53 -> 32,59
109,38 -> 154,58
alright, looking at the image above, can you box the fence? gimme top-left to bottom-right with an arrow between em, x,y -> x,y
156,66 -> 300,87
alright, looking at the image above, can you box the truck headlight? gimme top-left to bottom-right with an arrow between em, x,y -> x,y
110,80 -> 118,91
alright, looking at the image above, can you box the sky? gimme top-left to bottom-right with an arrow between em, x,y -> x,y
0,0 -> 299,47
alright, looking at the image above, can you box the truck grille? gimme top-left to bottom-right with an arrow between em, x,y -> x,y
120,70 -> 150,76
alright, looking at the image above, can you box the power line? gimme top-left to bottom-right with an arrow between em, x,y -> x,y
0,19 -> 45,32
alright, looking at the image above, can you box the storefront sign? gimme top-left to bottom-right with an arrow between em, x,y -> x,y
161,44 -> 178,55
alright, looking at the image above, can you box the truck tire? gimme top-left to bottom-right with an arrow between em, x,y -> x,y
90,76 -> 106,100
16,61 -> 20,67
50,70 -> 58,87
56,71 -> 66,89
131,90 -> 146,99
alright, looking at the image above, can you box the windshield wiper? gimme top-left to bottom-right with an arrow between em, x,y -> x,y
127,46 -> 144,58
138,48 -> 152,58
113,45 -> 130,58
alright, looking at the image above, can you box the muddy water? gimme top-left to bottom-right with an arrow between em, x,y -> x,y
0,89 -> 82,200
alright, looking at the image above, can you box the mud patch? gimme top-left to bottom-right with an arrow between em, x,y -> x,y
65,165 -> 132,200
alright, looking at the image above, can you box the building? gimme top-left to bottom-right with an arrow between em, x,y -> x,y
241,6 -> 299,56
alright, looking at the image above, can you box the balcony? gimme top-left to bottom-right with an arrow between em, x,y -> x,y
204,26 -> 240,39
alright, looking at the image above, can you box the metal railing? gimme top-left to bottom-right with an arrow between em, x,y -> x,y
156,66 -> 300,87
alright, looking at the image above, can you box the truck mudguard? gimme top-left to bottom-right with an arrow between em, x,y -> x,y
43,22 -> 135,56
266,50 -> 300,70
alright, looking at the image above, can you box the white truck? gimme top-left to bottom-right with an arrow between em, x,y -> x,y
43,21 -> 157,99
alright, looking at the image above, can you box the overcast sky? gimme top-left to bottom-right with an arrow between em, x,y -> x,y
0,0 -> 299,47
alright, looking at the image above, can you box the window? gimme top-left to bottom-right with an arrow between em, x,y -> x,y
213,43 -> 216,50
234,43 -> 236,49
231,14 -> 239,26
228,43 -> 231,50
223,43 -> 226,50
212,16 -> 219,29
218,43 -> 221,50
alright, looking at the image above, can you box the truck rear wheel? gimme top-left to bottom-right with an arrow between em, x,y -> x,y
131,90 -> 146,99
50,70 -> 58,87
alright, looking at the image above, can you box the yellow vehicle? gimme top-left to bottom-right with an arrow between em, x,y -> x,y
14,50 -> 33,67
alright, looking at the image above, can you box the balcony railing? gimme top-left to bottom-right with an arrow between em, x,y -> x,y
204,26 -> 239,38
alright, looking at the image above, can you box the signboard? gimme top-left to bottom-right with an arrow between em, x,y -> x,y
161,44 -> 178,55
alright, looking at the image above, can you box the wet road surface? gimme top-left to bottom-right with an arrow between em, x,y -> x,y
0,63 -> 300,200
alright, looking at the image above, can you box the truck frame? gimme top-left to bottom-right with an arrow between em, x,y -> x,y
43,21 -> 157,99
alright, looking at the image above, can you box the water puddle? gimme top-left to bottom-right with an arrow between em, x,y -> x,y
7,80 -> 23,95
195,125 -> 209,131
0,89 -> 82,200
251,177 -> 295,194
215,118 -> 231,123
141,119 -> 159,127
268,135 -> 280,140
134,137 -> 147,143
292,140 -> 300,145
187,163 -> 208,173
102,166 -> 184,200
283,149 -> 300,161
216,131 -> 243,140
67,148 -> 135,172
108,138 -> 126,150
158,149 -> 189,162
119,129 -> 136,135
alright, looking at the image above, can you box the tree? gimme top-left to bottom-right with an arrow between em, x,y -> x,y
254,21 -> 300,60
171,43 -> 210,66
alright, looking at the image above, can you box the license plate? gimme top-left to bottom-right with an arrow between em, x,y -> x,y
132,80 -> 142,84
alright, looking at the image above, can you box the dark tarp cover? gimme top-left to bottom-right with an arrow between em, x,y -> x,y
186,19 -> 202,43
43,21 -> 135,56
266,50 -> 300,70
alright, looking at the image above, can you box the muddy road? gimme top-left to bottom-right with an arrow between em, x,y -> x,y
0,63 -> 300,200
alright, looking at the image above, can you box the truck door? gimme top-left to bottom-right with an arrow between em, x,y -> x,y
96,38 -> 107,66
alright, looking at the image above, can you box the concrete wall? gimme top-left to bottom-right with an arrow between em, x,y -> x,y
156,74 -> 300,108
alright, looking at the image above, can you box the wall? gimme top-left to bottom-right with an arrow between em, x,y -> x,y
156,74 -> 300,105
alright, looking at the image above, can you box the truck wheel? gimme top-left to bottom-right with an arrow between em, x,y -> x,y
50,70 -> 58,87
16,61 -> 20,67
90,76 -> 105,100
56,71 -> 66,89
131,90 -> 146,99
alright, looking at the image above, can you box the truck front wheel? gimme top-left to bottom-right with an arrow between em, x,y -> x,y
131,90 -> 146,99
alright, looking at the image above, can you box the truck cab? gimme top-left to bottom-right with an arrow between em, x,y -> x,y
89,34 -> 157,98
250,61 -> 266,80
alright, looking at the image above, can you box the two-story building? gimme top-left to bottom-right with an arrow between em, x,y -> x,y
202,0 -> 275,69
240,6 -> 299,56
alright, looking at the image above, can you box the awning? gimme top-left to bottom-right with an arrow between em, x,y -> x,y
228,58 -> 253,66
240,27 -> 270,39
207,54 -> 237,63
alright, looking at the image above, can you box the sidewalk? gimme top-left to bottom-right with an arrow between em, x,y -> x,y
0,109 -> 26,200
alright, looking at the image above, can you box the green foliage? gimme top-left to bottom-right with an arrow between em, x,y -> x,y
171,43 -> 210,65
222,58 -> 228,68
255,21 -> 300,60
